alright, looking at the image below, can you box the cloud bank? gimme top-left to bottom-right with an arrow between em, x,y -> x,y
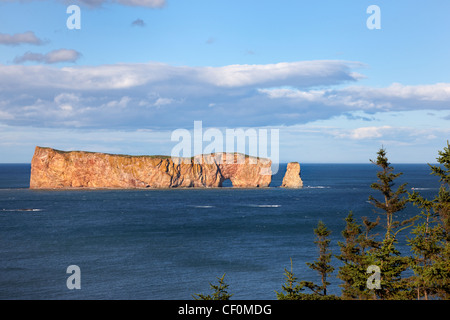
0,60 -> 449,132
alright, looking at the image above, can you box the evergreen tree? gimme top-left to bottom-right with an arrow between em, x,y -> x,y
406,201 -> 445,299
359,216 -> 381,254
359,215 -> 383,300
275,258 -> 305,300
368,147 -> 410,240
277,145 -> 449,300
277,221 -> 339,300
300,220 -> 336,297
429,141 -> 450,236
408,141 -> 450,299
336,212 -> 377,299
192,273 -> 233,300
367,147 -> 416,299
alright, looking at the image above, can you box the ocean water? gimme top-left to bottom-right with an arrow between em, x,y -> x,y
0,163 -> 441,300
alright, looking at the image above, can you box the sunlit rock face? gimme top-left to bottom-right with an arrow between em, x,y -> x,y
281,162 -> 303,188
30,147 -> 272,189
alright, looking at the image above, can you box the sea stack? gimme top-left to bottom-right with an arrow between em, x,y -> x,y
281,162 -> 303,188
29,146 -> 272,189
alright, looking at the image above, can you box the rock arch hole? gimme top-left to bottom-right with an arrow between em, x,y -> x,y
221,178 -> 233,188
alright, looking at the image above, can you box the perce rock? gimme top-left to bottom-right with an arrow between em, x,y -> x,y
29,146 -> 272,189
281,162 -> 303,188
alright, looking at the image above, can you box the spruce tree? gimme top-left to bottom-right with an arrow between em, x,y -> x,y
406,200 -> 445,299
192,273 -> 233,300
368,148 -> 410,240
337,212 -> 375,299
275,258 -> 305,300
367,147 -> 416,299
277,221 -> 339,300
300,220 -> 336,297
408,141 -> 450,299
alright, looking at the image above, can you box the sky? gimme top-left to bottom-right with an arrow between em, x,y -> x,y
0,0 -> 449,163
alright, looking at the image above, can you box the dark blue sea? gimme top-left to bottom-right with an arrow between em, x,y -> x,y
0,163 -> 441,300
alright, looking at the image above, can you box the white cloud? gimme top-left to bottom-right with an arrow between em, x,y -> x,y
13,49 -> 81,64
0,110 -> 14,120
45,49 -> 81,64
103,96 -> 132,108
54,93 -> 81,105
258,88 -> 325,101
259,83 -> 450,112
0,60 -> 360,91
346,82 -> 450,102
0,60 -> 449,131
339,126 -> 393,140
203,61 -> 364,88
59,104 -> 73,112
0,31 -> 44,46
153,97 -> 174,107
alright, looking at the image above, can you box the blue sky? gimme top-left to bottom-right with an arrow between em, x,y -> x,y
0,0 -> 449,163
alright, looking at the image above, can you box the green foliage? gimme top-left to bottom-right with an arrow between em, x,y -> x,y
336,212 -> 377,299
359,215 -> 381,253
365,147 -> 416,299
335,148 -> 417,300
275,257 -> 340,300
368,147 -> 412,239
429,141 -> 450,236
407,141 -> 450,299
192,273 -> 233,300
303,220 -> 335,296
275,258 -> 305,300
277,221 -> 340,300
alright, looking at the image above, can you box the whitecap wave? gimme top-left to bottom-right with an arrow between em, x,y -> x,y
248,204 -> 281,208
193,205 -> 215,208
1,208 -> 42,212
306,186 -> 330,189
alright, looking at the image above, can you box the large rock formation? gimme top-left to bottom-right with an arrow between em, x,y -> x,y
281,162 -> 303,188
29,146 -> 272,189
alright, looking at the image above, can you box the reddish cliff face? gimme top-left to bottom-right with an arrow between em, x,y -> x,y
281,162 -> 303,188
29,147 -> 272,189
